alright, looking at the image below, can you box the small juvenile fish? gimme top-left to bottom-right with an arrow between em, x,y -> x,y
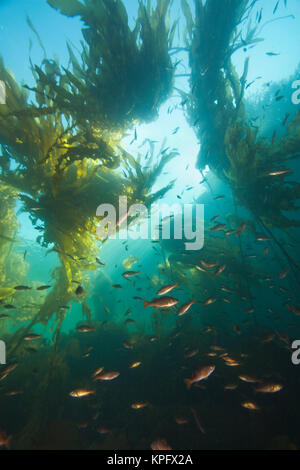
144,296 -> 178,309
69,388 -> 95,398
75,286 -> 84,297
201,297 -> 217,306
201,260 -> 218,268
282,113 -> 290,126
178,299 -> 195,316
224,383 -> 238,391
36,285 -> 51,291
184,348 -> 199,359
254,383 -> 283,393
215,264 -> 226,276
122,270 -> 141,279
196,265 -> 207,273
225,229 -> 236,236
175,417 -> 188,425
14,285 -> 32,291
184,365 -> 215,389
97,427 -> 111,434
0,363 -> 18,381
279,269 -> 289,279
129,361 -> 142,369
0,430 -> 11,448
235,222 -> 247,236
241,402 -> 260,411
96,258 -> 105,266
131,402 -> 148,409
210,223 -> 226,232
92,366 -> 104,378
151,439 -> 172,451
268,168 -> 291,176
157,283 -> 178,296
94,370 -> 120,381
112,284 -> 122,289
23,333 -> 42,341
76,325 -> 96,333
239,375 -> 259,383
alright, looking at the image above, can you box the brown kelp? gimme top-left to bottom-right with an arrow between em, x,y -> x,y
0,0 -> 177,350
181,0 -> 300,230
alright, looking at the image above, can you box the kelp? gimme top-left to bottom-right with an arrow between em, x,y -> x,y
161,229 -> 264,302
0,184 -> 18,285
0,0 -> 177,350
181,0 -> 300,229
225,119 -> 300,228
19,0 -> 176,132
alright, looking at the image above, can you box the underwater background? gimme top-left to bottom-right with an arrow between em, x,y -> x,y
0,0 -> 300,450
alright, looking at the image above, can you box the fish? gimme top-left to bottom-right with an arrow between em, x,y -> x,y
122,270 -> 141,279
184,365 -> 215,389
201,260 -> 218,269
94,370 -> 120,381
112,284 -> 122,289
175,417 -> 189,425
178,299 -> 195,316
210,223 -> 226,232
144,296 -> 178,309
184,348 -> 199,359
151,439 -> 172,451
235,222 -> 247,236
0,363 -> 18,381
272,130 -> 277,144
282,113 -> 290,126
14,285 -> 32,291
224,383 -> 238,391
97,427 -> 111,434
201,297 -> 217,306
0,430 -> 11,448
129,361 -> 142,369
214,195 -> 225,200
279,269 -> 289,279
214,264 -> 226,276
241,402 -> 260,411
254,383 -> 283,393
76,325 -> 96,333
69,389 -> 95,398
92,366 -> 104,379
268,168 -> 292,176
131,402 -> 148,409
157,283 -> 178,296
36,285 -> 51,291
266,52 -> 280,56
238,375 -> 260,383
75,286 -> 84,297
23,333 -> 42,341
96,258 -> 105,266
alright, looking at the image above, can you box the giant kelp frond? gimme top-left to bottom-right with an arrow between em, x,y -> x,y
34,0 -> 176,130
225,118 -> 300,228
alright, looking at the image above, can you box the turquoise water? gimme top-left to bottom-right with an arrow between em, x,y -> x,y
0,0 -> 300,450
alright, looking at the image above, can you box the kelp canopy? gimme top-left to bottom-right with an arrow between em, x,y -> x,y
181,0 -> 300,229
0,0 -> 177,348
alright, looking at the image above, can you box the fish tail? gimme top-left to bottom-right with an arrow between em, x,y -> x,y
144,301 -> 150,308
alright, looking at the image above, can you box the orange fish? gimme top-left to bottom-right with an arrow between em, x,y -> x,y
184,365 -> 215,389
